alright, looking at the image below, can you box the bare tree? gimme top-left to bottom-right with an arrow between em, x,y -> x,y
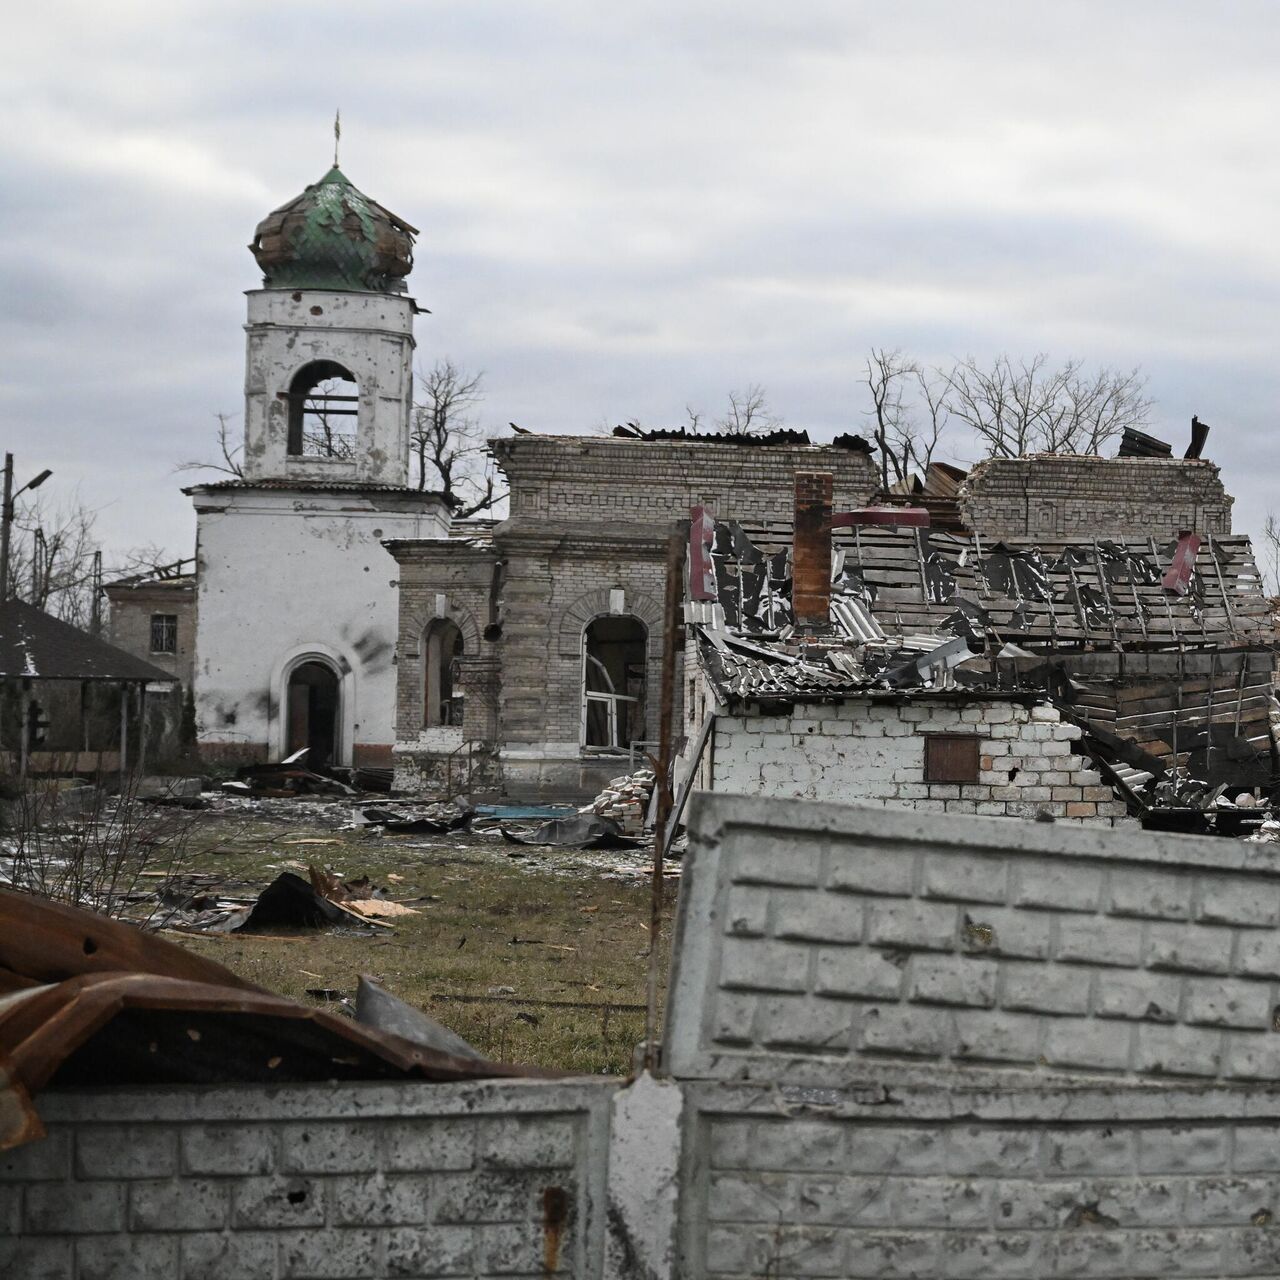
863,349 -> 953,490
945,354 -> 1152,458
716,384 -> 781,435
1261,512 -> 1280,598
7,494 -> 103,627
176,412 -> 244,479
411,359 -> 502,517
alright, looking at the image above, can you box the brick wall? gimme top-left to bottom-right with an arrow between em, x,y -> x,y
959,455 -> 1233,542
491,435 -> 878,527
106,584 -> 197,690
711,699 -> 1127,822
0,1079 -> 610,1280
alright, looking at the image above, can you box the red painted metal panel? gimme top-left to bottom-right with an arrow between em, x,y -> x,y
689,505 -> 717,601
1161,532 -> 1202,595
832,507 -> 931,528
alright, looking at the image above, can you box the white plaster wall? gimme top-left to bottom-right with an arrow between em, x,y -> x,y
192,488 -> 448,761
242,288 -> 416,486
712,698 -> 1127,822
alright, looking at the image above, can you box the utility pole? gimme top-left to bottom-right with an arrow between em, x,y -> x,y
0,454 -> 11,603
0,454 -> 53,604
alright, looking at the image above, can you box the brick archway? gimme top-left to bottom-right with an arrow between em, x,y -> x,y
556,588 -> 663,657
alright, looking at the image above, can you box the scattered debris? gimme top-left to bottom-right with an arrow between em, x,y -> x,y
584,769 -> 655,835
501,814 -> 643,850
0,886 -> 535,1150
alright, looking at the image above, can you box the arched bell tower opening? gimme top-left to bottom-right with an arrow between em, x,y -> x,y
287,360 -> 359,459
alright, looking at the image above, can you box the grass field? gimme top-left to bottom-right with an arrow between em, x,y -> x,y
165,800 -> 677,1075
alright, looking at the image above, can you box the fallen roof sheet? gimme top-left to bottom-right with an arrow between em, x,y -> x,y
0,599 -> 175,683
0,888 -> 538,1150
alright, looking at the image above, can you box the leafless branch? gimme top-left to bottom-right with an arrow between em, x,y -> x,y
411,359 -> 499,517
175,412 -> 245,479
716,384 -> 781,435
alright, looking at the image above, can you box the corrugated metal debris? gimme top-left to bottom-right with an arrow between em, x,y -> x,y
0,887 -> 537,1151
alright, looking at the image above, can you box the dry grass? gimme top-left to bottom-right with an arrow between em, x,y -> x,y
168,804 -> 676,1075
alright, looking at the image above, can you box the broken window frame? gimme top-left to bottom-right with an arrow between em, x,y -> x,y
580,615 -> 648,754
285,360 -> 360,460
149,613 -> 178,654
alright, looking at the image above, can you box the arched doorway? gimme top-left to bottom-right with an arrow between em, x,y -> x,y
423,619 -> 464,727
286,660 -> 340,764
582,615 -> 647,751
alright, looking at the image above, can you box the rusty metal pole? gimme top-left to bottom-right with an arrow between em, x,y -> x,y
643,531 -> 684,1074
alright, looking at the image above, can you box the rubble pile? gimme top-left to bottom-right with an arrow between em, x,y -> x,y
585,769 -> 655,835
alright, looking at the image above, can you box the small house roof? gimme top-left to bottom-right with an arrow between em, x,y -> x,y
0,599 -> 175,683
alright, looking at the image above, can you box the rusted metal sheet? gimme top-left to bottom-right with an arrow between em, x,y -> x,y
688,505 -> 717,601
1162,532 -> 1203,595
0,888 -> 538,1151
923,734 -> 981,784
831,507 -> 931,528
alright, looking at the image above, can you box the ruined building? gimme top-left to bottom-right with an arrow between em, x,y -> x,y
388,426 -> 1245,806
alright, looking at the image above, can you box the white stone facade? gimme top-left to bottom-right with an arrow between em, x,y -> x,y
191,487 -> 447,765
708,698 -> 1129,822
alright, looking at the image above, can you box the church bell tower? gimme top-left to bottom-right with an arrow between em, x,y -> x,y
241,166 -> 419,486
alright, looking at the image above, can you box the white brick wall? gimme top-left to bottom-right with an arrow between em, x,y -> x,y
711,698 -> 1127,823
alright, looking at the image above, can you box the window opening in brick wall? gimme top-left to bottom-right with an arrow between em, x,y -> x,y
149,613 -> 177,654
423,619 -> 464,727
924,733 -> 980,784
582,615 -> 647,752
286,360 -> 358,459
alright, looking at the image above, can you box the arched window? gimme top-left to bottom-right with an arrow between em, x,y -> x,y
423,619 -> 464,728
286,360 -> 358,459
286,660 -> 340,764
582,616 -> 647,751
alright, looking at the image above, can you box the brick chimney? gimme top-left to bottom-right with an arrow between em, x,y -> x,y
793,471 -> 833,630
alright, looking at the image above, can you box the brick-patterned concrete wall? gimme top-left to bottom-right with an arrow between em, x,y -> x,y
959,455 -> 1233,542
668,795 -> 1280,1085
0,1079 -> 610,1280
711,699 -> 1127,823
491,435 -> 878,527
665,794 -> 1280,1278
687,1080 -> 1280,1278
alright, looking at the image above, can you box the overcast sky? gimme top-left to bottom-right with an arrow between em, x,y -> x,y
4,2 -> 1280,564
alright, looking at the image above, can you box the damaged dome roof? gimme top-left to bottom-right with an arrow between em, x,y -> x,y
249,166 -> 417,294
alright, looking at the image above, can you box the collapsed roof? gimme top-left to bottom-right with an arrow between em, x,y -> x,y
688,493 -> 1276,814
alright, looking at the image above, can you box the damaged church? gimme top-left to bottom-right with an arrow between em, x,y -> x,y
95,156 -> 1275,829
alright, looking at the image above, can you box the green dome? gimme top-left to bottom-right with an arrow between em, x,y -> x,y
249,166 -> 417,293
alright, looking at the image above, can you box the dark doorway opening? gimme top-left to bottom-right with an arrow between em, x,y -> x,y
423,619 -> 465,727
287,661 -> 340,765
